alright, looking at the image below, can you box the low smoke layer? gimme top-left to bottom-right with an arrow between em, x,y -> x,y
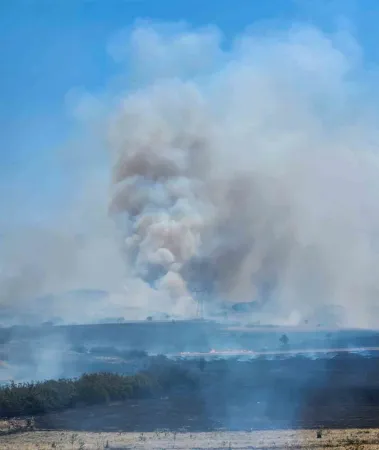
2,21 -> 379,327
108,22 -> 379,327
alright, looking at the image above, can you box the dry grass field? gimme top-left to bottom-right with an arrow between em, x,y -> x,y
2,428 -> 379,449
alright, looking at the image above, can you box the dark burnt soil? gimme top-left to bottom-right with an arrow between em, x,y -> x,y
33,391 -> 379,432
34,353 -> 379,432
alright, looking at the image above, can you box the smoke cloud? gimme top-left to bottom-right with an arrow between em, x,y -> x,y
107,22 -> 379,327
3,20 -> 379,327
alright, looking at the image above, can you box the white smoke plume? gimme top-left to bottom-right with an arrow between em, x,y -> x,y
2,20 -> 379,328
107,22 -> 379,327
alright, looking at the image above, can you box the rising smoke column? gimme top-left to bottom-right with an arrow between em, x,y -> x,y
107,23 -> 379,326
3,21 -> 379,327
107,73 -> 294,316
108,81 -> 215,316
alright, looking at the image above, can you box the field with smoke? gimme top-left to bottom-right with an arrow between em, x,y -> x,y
2,21 -> 379,327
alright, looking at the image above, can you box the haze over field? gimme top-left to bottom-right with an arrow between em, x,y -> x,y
3,12 -> 379,327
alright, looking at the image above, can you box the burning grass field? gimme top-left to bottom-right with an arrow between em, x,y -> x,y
2,428 -> 379,449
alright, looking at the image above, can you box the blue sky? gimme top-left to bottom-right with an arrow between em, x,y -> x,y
2,0 -> 379,226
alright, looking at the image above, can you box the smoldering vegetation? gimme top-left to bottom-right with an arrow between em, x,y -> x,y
2,324 -> 379,431
2,322 -> 379,383
2,351 -> 379,431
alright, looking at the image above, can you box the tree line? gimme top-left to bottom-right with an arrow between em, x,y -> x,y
0,362 -> 197,418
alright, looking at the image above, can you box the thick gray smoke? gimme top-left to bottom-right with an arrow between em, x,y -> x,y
107,22 -> 379,327
2,21 -> 379,328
